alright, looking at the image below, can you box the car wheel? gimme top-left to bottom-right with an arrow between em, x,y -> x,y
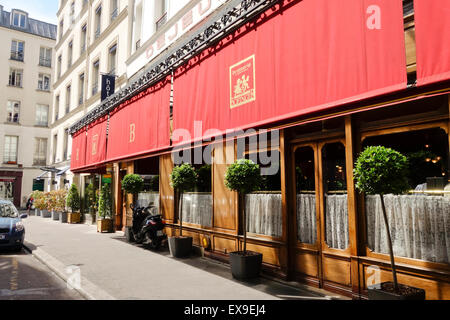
14,244 -> 22,252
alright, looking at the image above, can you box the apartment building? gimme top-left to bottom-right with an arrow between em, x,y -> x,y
50,0 -> 130,194
0,6 -> 56,207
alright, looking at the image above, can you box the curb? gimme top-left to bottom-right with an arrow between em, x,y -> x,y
23,242 -> 115,300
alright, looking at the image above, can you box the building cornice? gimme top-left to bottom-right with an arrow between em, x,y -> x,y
70,0 -> 280,134
51,73 -> 126,129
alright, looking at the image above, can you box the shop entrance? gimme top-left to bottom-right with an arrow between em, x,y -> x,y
289,139 -> 352,292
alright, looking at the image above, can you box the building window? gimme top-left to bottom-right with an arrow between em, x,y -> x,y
156,0 -> 168,31
12,12 -> 26,28
92,60 -> 99,95
52,134 -> 58,163
33,138 -> 47,166
39,47 -> 52,67
66,85 -> 71,114
110,0 -> 118,22
95,5 -> 102,39
68,40 -> 73,68
3,136 -> 18,164
6,101 -> 20,123
81,24 -> 87,54
10,40 -> 24,61
35,104 -> 49,126
57,55 -> 62,79
109,44 -> 117,75
79,73 -> 85,105
59,19 -> 64,41
8,68 -> 23,87
54,95 -> 60,121
70,1 -> 75,23
38,73 -> 51,91
63,129 -> 69,160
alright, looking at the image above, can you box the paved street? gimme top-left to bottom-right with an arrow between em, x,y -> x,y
0,248 -> 83,300
21,215 -> 345,300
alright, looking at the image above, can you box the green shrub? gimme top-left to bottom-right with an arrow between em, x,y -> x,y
98,183 -> 112,218
121,174 -> 144,195
353,146 -> 410,292
354,146 -> 410,195
170,164 -> 197,192
225,159 -> 262,253
225,159 -> 262,195
170,164 -> 197,237
66,183 -> 81,213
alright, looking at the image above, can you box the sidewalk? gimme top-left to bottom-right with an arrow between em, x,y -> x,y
22,215 -> 347,300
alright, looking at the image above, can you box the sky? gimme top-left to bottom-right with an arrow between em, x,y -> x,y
0,0 -> 58,24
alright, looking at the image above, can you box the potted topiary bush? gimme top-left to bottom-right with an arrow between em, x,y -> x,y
66,183 -> 81,224
85,183 -> 97,224
41,192 -> 52,218
121,174 -> 144,240
225,158 -> 263,279
31,190 -> 43,216
354,146 -> 425,300
97,183 -> 113,233
168,164 -> 197,258
55,189 -> 68,223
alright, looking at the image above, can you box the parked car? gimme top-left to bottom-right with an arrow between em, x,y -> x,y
0,200 -> 28,251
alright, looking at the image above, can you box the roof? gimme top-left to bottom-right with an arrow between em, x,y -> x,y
0,8 -> 57,40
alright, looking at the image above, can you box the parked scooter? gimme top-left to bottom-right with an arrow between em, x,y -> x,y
128,203 -> 166,249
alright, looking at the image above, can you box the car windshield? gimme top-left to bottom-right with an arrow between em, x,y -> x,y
0,204 -> 19,218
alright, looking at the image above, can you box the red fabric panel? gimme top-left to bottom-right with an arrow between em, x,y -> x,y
70,129 -> 87,171
106,78 -> 171,162
173,0 -> 406,143
414,0 -> 450,86
85,116 -> 108,167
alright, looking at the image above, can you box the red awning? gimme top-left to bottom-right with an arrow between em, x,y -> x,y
106,77 -> 171,162
414,0 -> 450,86
70,129 -> 87,171
85,116 -> 108,168
173,0 -> 406,144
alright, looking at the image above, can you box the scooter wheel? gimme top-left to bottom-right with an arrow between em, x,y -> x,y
144,233 -> 160,250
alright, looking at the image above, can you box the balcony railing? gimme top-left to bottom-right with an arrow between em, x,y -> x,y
79,95 -> 84,106
39,57 -> 51,67
156,12 -> 167,31
95,28 -> 101,39
33,159 -> 46,166
10,51 -> 24,61
80,43 -> 86,54
38,82 -> 50,91
92,83 -> 98,95
35,121 -> 48,127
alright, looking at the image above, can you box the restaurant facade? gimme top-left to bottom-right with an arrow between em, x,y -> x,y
69,0 -> 450,299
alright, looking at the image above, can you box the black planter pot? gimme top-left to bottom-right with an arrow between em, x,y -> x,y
168,236 -> 193,258
125,226 -> 135,242
368,282 -> 425,300
60,211 -> 68,223
229,251 -> 263,280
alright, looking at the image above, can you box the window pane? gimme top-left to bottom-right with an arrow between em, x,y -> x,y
295,146 -> 317,244
322,142 -> 349,250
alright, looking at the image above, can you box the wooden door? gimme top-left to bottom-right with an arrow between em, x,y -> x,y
290,139 -> 352,292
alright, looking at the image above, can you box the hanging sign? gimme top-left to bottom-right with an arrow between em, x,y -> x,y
101,74 -> 116,101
